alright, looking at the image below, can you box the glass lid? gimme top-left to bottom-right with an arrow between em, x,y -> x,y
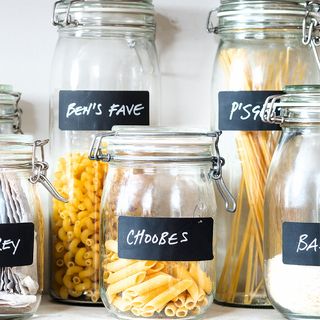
89,126 -> 222,162
53,0 -> 155,29
210,0 -> 309,34
262,85 -> 320,125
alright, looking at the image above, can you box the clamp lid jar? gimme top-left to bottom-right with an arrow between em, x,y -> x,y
50,0 -> 160,305
89,127 -> 236,320
208,0 -> 320,308
263,85 -> 320,319
0,135 -> 65,319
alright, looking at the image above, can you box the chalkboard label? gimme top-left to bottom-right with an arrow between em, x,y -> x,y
59,90 -> 150,131
0,223 -> 34,267
118,217 -> 214,261
283,222 -> 320,266
218,91 -> 282,131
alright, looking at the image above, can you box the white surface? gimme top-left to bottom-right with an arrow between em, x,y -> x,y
35,296 -> 285,320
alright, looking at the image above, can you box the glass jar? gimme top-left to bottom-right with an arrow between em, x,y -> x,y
50,0 -> 160,304
0,84 -> 22,134
208,0 -> 320,307
89,127 -> 236,320
263,85 -> 320,320
0,136 -> 63,318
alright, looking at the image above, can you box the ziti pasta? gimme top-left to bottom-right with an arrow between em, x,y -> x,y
102,238 -> 213,318
88,128 -> 234,318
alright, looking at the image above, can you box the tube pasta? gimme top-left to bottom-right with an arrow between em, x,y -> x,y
147,262 -> 165,274
102,235 -> 212,318
174,264 -> 199,301
143,279 -> 193,313
113,296 -> 132,312
173,293 -> 186,308
106,259 -> 137,272
131,285 -> 170,307
107,261 -> 156,284
100,169 -> 213,317
52,153 -> 107,302
165,302 -> 177,317
185,295 -> 196,310
123,274 -> 174,299
107,271 -> 147,297
103,257 -> 212,318
189,263 -> 212,294
176,307 -> 188,318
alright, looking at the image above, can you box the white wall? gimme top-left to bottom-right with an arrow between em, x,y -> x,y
0,0 -> 220,286
0,0 -> 220,136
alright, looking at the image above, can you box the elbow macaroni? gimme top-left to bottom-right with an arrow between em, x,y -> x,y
51,153 -> 107,302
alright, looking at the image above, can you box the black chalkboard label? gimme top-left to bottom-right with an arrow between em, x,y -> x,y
59,90 -> 150,131
218,91 -> 282,131
283,222 -> 320,266
118,217 -> 214,261
0,223 -> 34,267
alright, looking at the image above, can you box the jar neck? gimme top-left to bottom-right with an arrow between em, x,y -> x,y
0,135 -> 33,167
53,0 -> 155,36
58,26 -> 155,39
213,0 -> 307,38
280,107 -> 320,128
217,29 -> 302,40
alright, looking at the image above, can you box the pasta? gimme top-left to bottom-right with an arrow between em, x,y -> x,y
102,240 -> 213,318
100,168 -> 214,317
165,302 -> 177,317
216,47 -> 307,305
51,152 -> 108,302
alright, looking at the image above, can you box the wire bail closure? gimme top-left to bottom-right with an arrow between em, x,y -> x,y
53,0 -> 81,27
261,94 -> 285,124
89,131 -> 236,213
207,9 -> 218,33
29,139 -> 68,203
303,1 -> 320,71
208,131 -> 237,213
0,89 -> 23,134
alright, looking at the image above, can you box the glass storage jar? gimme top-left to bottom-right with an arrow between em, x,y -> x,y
0,135 -> 63,319
0,84 -> 22,134
263,85 -> 320,320
207,0 -> 320,307
50,0 -> 160,304
89,127 -> 236,320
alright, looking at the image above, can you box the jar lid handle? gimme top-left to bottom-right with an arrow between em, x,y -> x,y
303,1 -> 320,72
209,131 -> 237,213
29,140 -> 68,203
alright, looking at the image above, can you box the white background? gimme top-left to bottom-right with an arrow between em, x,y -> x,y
0,0 -> 220,285
0,0 -> 220,136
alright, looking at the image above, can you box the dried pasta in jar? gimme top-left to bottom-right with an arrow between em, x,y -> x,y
89,127 -> 235,319
209,0 -> 320,307
50,152 -> 107,303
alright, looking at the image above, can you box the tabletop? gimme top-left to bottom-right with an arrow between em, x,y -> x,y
34,296 -> 285,320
